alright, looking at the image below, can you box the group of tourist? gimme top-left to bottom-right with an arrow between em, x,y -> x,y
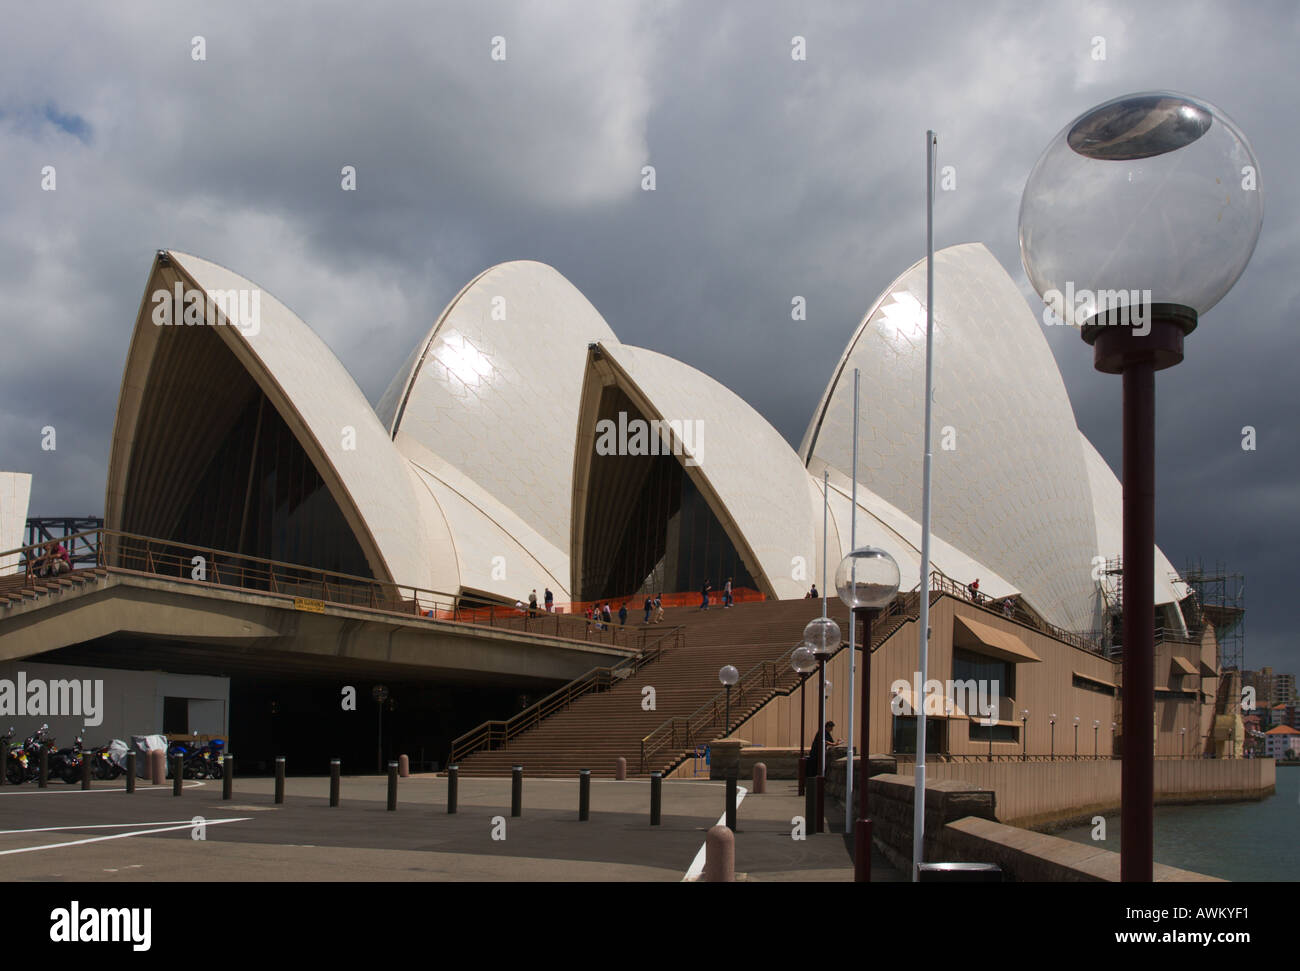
699,577 -> 735,610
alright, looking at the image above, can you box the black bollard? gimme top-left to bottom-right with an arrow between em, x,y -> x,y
387,761 -> 398,811
725,766 -> 738,832
578,769 -> 590,821
222,753 -> 233,801
38,747 -> 48,788
274,757 -> 285,804
815,776 -> 825,834
172,756 -> 182,796
126,752 -> 136,793
330,759 -> 340,807
511,765 -> 522,818
650,771 -> 662,826
81,754 -> 91,790
447,764 -> 458,814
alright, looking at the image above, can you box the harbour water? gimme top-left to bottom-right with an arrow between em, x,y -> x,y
1052,765 -> 1298,881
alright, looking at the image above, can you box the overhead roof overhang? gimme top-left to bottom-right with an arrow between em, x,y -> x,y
1171,656 -> 1198,676
1073,670 -> 1117,690
954,614 -> 1041,664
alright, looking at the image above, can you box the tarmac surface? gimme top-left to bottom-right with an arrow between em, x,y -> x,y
0,773 -> 902,882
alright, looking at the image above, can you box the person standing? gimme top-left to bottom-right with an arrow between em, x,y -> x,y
643,595 -> 654,624
654,595 -> 665,624
700,580 -> 711,610
528,589 -> 538,617
602,602 -> 612,626
544,587 -> 554,613
618,603 -> 628,626
723,577 -> 733,608
808,720 -> 836,777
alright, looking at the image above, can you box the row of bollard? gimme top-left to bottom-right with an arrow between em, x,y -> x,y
94,748 -> 764,882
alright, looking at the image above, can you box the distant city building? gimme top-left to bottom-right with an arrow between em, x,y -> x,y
1274,672 -> 1296,705
1262,725 -> 1300,761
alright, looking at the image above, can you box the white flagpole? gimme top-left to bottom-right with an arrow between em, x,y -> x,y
913,130 -> 937,881
846,368 -> 860,834
822,470 -> 829,621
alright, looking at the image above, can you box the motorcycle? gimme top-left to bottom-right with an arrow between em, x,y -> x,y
12,725 -> 53,783
88,743 -> 122,780
50,736 -> 86,784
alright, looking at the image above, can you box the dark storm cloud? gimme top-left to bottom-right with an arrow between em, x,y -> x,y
0,0 -> 1294,670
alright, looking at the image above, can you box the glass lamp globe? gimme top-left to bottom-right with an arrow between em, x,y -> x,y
835,546 -> 901,610
719,664 -> 739,686
802,616 -> 842,657
1019,91 -> 1262,327
791,645 -> 817,674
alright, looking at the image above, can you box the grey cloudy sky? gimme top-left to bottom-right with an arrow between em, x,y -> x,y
1,1 -> 1295,672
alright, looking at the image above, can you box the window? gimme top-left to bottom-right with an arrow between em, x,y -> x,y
892,716 -> 945,754
1073,674 -> 1116,696
967,721 -> 1018,742
953,648 -> 1014,700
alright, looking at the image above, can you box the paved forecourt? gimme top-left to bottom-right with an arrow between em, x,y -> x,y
0,774 -> 893,881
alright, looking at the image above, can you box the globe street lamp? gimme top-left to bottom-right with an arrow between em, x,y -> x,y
1050,713 -> 1057,761
1021,91 -> 1263,882
1180,726 -> 1187,759
1021,709 -> 1029,761
803,614 -> 842,835
835,546 -> 901,883
719,665 -> 739,735
792,645 -> 817,795
1074,715 -> 1080,759
1094,719 -> 1101,759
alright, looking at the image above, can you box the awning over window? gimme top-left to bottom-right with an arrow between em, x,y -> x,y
1171,656 -> 1198,676
1073,670 -> 1117,690
954,614 -> 1041,663
1198,660 -> 1218,679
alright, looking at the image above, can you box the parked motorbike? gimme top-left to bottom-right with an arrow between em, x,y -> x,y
11,725 -> 53,783
88,743 -> 122,780
50,736 -> 85,784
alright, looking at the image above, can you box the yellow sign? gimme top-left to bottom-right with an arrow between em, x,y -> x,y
294,597 -> 326,613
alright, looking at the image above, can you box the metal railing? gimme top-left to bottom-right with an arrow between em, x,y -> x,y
924,569 -> 1107,657
448,624 -> 685,765
1,527 -> 670,652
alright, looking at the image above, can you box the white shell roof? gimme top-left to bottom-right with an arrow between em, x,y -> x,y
0,472 -> 32,576
383,261 -> 617,554
398,430 -> 571,601
802,243 -> 1099,632
592,342 -> 819,601
160,251 -> 458,592
1079,431 -> 1189,615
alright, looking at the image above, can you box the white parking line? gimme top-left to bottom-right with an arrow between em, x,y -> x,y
0,820 -> 219,834
0,818 -> 251,855
683,786 -> 747,882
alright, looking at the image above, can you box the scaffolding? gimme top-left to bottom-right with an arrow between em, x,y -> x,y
1180,559 -> 1245,673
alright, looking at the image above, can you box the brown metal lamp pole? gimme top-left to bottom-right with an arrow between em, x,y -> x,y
1086,305 -> 1195,883
854,605 -> 879,882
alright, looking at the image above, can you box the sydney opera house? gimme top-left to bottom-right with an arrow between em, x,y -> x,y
0,240 -> 1236,775
108,243 -> 1187,636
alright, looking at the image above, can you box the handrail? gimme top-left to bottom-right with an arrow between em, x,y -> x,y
447,624 -> 685,765
2,527 -> 675,652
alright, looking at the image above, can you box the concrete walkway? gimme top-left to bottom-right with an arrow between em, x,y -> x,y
0,774 -> 901,881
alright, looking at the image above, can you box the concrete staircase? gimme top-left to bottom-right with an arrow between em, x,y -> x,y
454,596 -> 918,778
0,567 -> 108,609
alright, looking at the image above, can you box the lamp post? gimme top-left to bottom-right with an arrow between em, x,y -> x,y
372,684 -> 389,774
1180,727 -> 1186,759
1020,92 -> 1262,881
1094,720 -> 1100,759
792,645 -> 817,795
719,665 -> 739,735
1074,715 -> 1080,759
803,615 -> 841,835
1112,721 -> 1117,758
1050,713 -> 1057,761
836,546 -> 900,883
1021,709 -> 1029,761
